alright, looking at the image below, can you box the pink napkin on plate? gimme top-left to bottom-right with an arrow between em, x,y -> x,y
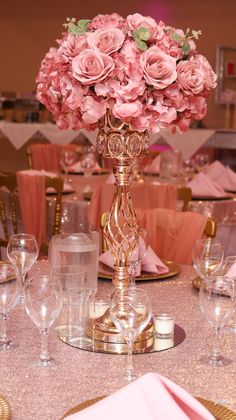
187,172 -> 227,198
19,169 -> 73,193
69,161 -> 101,173
99,245 -> 169,275
206,160 -> 236,191
65,372 -> 214,420
144,155 -> 160,174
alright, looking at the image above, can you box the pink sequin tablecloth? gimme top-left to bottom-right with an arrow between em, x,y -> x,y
1,265 -> 236,419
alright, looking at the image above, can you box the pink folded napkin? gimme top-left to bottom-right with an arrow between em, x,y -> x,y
144,155 -> 161,174
99,245 -> 169,275
69,161 -> 101,173
19,169 -> 72,192
66,372 -> 214,420
187,172 -> 226,197
206,160 -> 236,191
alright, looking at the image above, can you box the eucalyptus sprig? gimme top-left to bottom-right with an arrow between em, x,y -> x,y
63,17 -> 91,36
132,26 -> 151,51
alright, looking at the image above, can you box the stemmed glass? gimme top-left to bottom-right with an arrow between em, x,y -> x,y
220,256 -> 236,333
80,149 -> 96,177
0,263 -> 21,350
129,229 -> 148,288
59,148 -> 77,183
194,154 -> 209,173
110,287 -> 152,382
7,233 -> 39,304
24,275 -> 63,367
199,276 -> 235,366
192,238 -> 224,279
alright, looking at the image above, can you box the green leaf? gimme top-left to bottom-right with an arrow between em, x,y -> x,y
135,38 -> 148,51
67,23 -> 86,35
171,32 -> 182,43
182,42 -> 191,55
136,26 -> 150,41
77,19 -> 91,30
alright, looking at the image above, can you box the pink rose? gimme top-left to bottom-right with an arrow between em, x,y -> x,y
58,33 -> 88,59
89,13 -> 125,30
127,13 -> 159,38
113,101 -> 143,121
81,96 -> 106,124
193,54 -> 217,91
72,50 -> 114,85
140,46 -> 177,89
87,28 -> 125,54
177,60 -> 205,95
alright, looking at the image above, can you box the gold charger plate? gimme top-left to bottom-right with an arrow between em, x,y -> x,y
0,394 -> 11,420
98,261 -> 180,281
62,395 -> 236,419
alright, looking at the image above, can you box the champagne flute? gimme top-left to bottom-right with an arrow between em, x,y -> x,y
129,229 -> 148,288
24,275 -> 63,367
110,288 -> 152,382
192,238 -> 224,279
7,233 -> 39,304
199,276 -> 235,366
0,263 -> 21,350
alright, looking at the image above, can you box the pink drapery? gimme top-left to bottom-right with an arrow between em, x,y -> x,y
87,183 -> 178,230
17,172 -> 46,250
30,143 -> 77,172
136,208 -> 207,264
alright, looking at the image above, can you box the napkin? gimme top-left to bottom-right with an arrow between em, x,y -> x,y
66,372 -> 214,420
68,161 -> 101,173
99,245 -> 169,275
187,172 -> 227,197
206,160 -> 236,191
143,155 -> 161,174
18,169 -> 73,192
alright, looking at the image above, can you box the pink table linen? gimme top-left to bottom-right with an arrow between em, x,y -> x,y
88,183 -> 178,230
136,208 -> 207,264
206,160 -> 236,191
187,172 -> 227,198
99,246 -> 169,275
17,172 -> 46,250
69,161 -> 101,173
66,372 -> 214,420
30,143 -> 77,172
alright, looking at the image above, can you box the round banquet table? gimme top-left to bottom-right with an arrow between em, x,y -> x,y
1,265 -> 236,420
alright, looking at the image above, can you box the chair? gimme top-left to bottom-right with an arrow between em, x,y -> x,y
177,186 -> 192,212
26,143 -> 78,172
0,173 -> 18,249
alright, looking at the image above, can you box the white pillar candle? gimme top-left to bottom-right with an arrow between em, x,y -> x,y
153,337 -> 174,351
154,314 -> 174,338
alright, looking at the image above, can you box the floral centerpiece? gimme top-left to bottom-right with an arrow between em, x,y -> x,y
36,12 -> 216,134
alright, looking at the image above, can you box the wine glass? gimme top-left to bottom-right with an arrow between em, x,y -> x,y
199,276 -> 235,366
129,229 -> 148,288
24,275 -> 63,367
220,256 -> 236,333
7,233 -> 39,304
195,154 -> 209,173
59,148 -> 77,183
192,238 -> 224,279
0,263 -> 21,350
80,149 -> 96,177
110,287 -> 152,382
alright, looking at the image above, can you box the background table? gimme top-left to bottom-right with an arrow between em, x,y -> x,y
1,265 -> 235,419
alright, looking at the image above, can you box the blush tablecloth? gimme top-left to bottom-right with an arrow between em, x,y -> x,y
1,265 -> 235,419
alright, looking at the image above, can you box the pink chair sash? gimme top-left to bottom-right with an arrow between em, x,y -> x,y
136,208 -> 207,264
17,172 -> 46,250
30,143 -> 77,172
88,183 -> 178,230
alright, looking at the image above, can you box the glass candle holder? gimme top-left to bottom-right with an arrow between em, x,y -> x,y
154,314 -> 174,339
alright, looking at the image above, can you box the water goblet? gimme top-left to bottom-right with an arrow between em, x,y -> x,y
192,238 -> 224,279
0,263 -> 21,350
195,154 -> 209,173
129,228 -> 148,288
24,275 -> 63,367
110,287 -> 152,382
199,276 -> 235,366
59,148 -> 77,183
7,233 -> 39,304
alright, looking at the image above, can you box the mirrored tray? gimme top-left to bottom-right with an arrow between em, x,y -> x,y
58,322 -> 185,355
98,261 -> 180,282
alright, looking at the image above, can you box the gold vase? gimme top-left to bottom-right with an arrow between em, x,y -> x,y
89,111 -> 153,350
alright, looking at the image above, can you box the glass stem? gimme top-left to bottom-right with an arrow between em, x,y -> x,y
0,314 -> 8,345
39,328 -> 50,363
18,271 -> 25,304
212,327 -> 221,359
125,338 -> 134,381
130,263 -> 136,288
